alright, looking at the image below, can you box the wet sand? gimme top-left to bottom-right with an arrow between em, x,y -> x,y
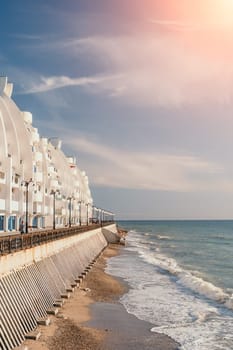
89,302 -> 178,350
23,244 -> 179,350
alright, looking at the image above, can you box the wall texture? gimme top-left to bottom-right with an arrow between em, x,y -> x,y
0,225 -> 118,350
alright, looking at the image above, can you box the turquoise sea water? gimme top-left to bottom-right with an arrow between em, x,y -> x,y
106,220 -> 233,350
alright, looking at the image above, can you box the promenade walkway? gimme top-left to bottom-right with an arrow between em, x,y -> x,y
0,222 -> 114,255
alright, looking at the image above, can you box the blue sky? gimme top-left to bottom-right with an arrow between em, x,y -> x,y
2,0 -> 233,219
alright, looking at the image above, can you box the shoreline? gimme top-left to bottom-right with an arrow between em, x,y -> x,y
23,244 -> 179,350
86,244 -> 179,350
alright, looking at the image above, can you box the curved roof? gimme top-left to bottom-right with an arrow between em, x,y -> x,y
0,78 -> 33,178
0,76 -> 93,207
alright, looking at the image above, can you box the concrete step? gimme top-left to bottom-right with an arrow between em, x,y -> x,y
61,292 -> 71,299
37,317 -> 51,326
77,275 -> 84,282
25,330 -> 41,340
71,282 -> 78,288
53,300 -> 64,307
47,308 -> 59,315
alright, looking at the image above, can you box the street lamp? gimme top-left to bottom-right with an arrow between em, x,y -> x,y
95,207 -> 99,224
50,190 -> 59,230
67,196 -> 73,228
92,205 -> 95,224
21,178 -> 33,234
86,203 -> 89,226
100,208 -> 103,227
78,200 -> 82,226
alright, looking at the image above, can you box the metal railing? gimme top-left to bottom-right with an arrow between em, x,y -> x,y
0,221 -> 115,256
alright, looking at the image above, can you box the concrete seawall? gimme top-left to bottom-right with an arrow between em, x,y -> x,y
0,224 -> 119,350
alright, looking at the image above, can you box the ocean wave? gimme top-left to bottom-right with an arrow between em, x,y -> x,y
127,230 -> 233,311
128,229 -> 137,234
109,229 -> 233,350
210,233 -> 233,240
138,250 -> 233,309
144,232 -> 152,236
177,273 -> 228,303
151,307 -> 218,329
156,234 -> 172,240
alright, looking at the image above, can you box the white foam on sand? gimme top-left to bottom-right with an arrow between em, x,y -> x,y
106,231 -> 233,350
130,230 -> 232,306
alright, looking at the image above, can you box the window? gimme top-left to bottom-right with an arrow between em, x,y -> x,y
32,217 -> 38,228
0,216 -> 4,230
8,216 -> 16,231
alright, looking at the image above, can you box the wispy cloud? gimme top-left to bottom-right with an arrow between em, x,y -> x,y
68,35 -> 233,107
149,19 -> 201,31
62,135 -> 229,192
22,32 -> 233,107
9,33 -> 43,40
21,74 -> 120,94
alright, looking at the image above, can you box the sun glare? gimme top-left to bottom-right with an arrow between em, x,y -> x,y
210,0 -> 233,26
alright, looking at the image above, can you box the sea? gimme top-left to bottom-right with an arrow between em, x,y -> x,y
106,220 -> 233,350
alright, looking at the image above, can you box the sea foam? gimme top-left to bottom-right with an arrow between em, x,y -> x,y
108,224 -> 233,350
107,247 -> 233,350
138,246 -> 233,307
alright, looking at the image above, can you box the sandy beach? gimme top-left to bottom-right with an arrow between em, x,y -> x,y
23,244 -> 179,350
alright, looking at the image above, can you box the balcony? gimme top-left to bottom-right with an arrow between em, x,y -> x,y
34,192 -> 43,202
34,152 -> 43,162
48,166 -> 56,174
0,171 -> 5,184
55,208 -> 63,215
12,201 -> 19,211
34,172 -> 43,182
50,179 -> 59,188
31,132 -> 39,143
33,202 -> 42,214
0,199 -> 5,210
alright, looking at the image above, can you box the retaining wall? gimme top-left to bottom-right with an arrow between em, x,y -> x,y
0,225 -> 117,350
102,224 -> 121,243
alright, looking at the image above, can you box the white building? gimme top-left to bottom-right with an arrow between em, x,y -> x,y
0,77 -> 93,233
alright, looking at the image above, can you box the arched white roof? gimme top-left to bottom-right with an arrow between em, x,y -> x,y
0,78 -> 33,178
0,76 -> 93,216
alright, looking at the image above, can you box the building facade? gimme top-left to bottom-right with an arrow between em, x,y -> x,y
0,77 -> 93,233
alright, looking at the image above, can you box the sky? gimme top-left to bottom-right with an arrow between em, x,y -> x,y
1,0 -> 233,219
